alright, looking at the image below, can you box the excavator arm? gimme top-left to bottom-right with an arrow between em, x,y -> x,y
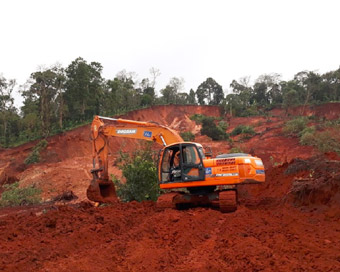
87,115 -> 183,202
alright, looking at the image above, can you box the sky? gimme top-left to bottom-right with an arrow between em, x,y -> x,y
1,0 -> 340,107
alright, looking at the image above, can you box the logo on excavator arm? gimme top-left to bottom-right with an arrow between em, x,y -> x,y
143,131 -> 152,138
116,129 -> 137,135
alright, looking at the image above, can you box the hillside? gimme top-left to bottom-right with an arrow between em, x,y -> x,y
0,103 -> 340,271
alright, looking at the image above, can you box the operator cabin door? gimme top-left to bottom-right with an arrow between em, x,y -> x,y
180,143 -> 205,182
160,143 -> 205,183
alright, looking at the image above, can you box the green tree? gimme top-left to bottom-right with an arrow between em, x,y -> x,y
160,77 -> 184,104
0,76 -> 19,146
139,78 -> 155,107
252,82 -> 268,106
294,71 -> 322,114
188,89 -> 196,104
53,65 -> 66,129
254,73 -> 282,106
103,70 -> 140,115
65,57 -> 104,120
229,77 -> 253,108
24,68 -> 61,136
282,89 -> 299,112
196,77 -> 224,105
224,93 -> 243,117
322,68 -> 340,101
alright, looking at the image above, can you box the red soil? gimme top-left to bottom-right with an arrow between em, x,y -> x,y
1,103 -> 340,271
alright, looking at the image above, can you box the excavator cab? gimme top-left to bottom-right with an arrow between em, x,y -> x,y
159,143 -> 205,184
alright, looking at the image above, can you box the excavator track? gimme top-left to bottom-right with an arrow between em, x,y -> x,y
219,190 -> 237,213
156,192 -> 178,210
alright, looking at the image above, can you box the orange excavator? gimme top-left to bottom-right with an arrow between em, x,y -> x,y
87,115 -> 265,212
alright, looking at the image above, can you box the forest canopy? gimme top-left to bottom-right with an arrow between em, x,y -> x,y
1,57 -> 340,147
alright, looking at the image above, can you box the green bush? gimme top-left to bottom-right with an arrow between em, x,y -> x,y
299,130 -> 340,154
230,125 -> 255,137
239,105 -> 260,117
299,132 -> 316,146
190,114 -> 208,124
314,131 -> 340,153
283,117 -> 307,136
299,126 -> 316,137
0,182 -> 41,207
112,143 -> 159,202
180,131 -> 195,141
218,121 -> 228,131
24,139 -> 48,165
201,117 -> 229,141
321,118 -> 340,128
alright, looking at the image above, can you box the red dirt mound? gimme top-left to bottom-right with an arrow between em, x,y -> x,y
1,201 -> 340,271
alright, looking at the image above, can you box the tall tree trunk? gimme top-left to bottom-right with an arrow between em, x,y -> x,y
40,82 -> 50,137
3,113 -> 8,146
81,99 -> 85,117
301,89 -> 310,115
59,88 -> 63,129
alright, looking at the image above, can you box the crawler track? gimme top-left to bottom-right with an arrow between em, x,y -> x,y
219,190 -> 237,213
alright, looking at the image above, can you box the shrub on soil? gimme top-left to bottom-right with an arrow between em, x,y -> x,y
283,117 -> 307,136
180,131 -> 195,141
300,130 -> 340,154
201,117 -> 229,141
190,114 -> 207,124
24,139 -> 48,165
218,121 -> 228,130
230,125 -> 255,137
300,132 -> 316,146
313,131 -> 340,153
112,143 -> 159,202
0,182 -> 41,207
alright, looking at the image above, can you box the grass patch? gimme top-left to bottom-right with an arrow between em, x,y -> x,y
0,182 -> 41,207
283,117 -> 308,136
300,130 -> 340,154
230,125 -> 256,137
24,139 -> 48,165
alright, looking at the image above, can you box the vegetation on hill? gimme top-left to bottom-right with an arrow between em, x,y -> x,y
1,58 -> 340,147
0,182 -> 41,207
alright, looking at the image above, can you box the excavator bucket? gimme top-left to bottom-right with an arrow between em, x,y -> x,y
86,179 -> 117,203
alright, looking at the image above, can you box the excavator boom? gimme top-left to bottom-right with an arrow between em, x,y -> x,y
87,115 -> 183,203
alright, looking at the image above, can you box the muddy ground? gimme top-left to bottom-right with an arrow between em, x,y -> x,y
1,189 -> 340,271
1,104 -> 340,271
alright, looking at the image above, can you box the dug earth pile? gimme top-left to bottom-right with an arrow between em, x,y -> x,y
1,104 -> 340,271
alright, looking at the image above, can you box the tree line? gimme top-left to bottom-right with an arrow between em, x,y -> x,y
1,57 -> 340,147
